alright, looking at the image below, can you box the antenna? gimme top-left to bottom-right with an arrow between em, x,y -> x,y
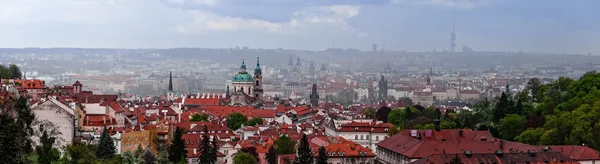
450,16 -> 457,53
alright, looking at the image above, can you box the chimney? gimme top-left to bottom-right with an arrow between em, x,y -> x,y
86,116 -> 89,125
416,130 -> 422,140
458,129 -> 463,137
193,148 -> 197,155
499,140 -> 504,150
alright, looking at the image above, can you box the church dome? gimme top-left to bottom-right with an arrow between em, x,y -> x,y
233,73 -> 253,82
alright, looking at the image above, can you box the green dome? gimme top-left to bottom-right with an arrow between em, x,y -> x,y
233,73 -> 254,82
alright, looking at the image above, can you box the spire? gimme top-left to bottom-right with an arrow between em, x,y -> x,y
320,63 -> 326,71
310,83 -> 319,107
23,72 -> 26,80
296,56 -> 301,66
254,57 -> 262,75
288,56 -> 294,66
168,71 -> 173,91
240,58 -> 247,70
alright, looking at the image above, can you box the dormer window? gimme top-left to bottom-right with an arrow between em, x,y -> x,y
354,127 -> 358,131
384,128 -> 388,132
360,152 -> 367,156
338,152 -> 345,156
329,152 -> 335,156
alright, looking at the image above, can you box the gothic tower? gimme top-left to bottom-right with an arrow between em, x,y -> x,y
378,75 -> 388,100
167,71 -> 174,100
253,57 -> 264,100
309,83 -> 320,107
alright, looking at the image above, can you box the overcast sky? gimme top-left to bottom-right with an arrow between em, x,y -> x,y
0,0 -> 598,54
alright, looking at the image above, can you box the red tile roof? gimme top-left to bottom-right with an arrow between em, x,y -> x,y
411,152 -> 578,164
546,145 -> 600,160
310,136 -> 376,157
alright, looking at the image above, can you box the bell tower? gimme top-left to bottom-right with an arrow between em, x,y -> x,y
253,57 -> 264,100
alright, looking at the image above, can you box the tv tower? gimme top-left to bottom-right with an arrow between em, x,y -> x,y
450,17 -> 456,52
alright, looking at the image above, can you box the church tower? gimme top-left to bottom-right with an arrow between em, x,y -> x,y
309,60 -> 315,77
253,57 -> 264,100
378,75 -> 388,100
167,71 -> 174,100
309,83 -> 320,107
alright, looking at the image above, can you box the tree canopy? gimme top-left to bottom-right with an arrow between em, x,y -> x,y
274,135 -> 296,155
168,127 -> 188,163
233,151 -> 257,164
293,134 -> 314,164
97,126 -> 116,159
227,112 -> 248,130
190,113 -> 209,122
246,117 -> 264,126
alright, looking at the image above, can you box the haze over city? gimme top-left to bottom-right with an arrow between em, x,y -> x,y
1,0 -> 599,54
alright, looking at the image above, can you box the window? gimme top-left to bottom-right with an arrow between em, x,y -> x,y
376,136 -> 379,141
361,135 -> 363,140
366,135 -> 370,140
355,135 -> 358,140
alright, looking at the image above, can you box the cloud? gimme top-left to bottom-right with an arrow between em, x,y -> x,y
174,5 -> 365,37
392,0 -> 495,9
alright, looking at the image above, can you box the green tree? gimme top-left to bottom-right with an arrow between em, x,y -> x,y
134,145 -> 144,159
293,134 -> 314,164
66,143 -> 98,164
142,149 -> 156,164
275,135 -> 296,155
178,156 -> 187,164
499,114 -> 526,141
388,125 -> 401,136
515,128 -> 545,145
157,148 -> 169,164
121,151 -> 136,164
246,117 -> 264,126
0,65 -> 11,79
316,146 -> 328,164
168,127 -> 188,163
198,125 -> 218,164
362,107 -> 376,119
493,92 -> 509,123
190,113 -> 209,122
0,97 -> 35,163
96,125 -> 116,159
38,130 -> 59,164
440,119 -> 457,129
227,112 -> 248,130
387,108 -> 406,127
266,145 -> 277,164
233,152 -> 257,164
526,78 -> 542,102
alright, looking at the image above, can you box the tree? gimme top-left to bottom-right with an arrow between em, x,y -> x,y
0,97 -> 35,163
387,108 -> 406,127
399,97 -> 414,107
515,128 -> 544,145
362,107 -> 376,119
198,125 -> 218,164
526,78 -> 542,102
122,151 -> 136,164
493,92 -> 509,123
233,152 -> 257,164
266,145 -> 277,164
376,107 -> 392,122
275,135 -> 296,155
241,147 -> 260,163
37,130 -> 59,164
97,125 -> 116,159
169,127 -> 188,163
134,145 -> 144,159
9,64 -> 22,79
66,143 -> 98,164
388,125 -> 401,136
227,112 -> 248,130
142,149 -> 156,164
246,117 -> 264,126
316,146 -> 328,164
499,114 -> 526,141
293,134 -> 314,164
157,148 -> 169,164
190,113 -> 209,122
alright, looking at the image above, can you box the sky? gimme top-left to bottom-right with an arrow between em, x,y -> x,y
0,0 -> 599,54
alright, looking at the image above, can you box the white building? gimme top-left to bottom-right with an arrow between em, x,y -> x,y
31,99 -> 76,150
